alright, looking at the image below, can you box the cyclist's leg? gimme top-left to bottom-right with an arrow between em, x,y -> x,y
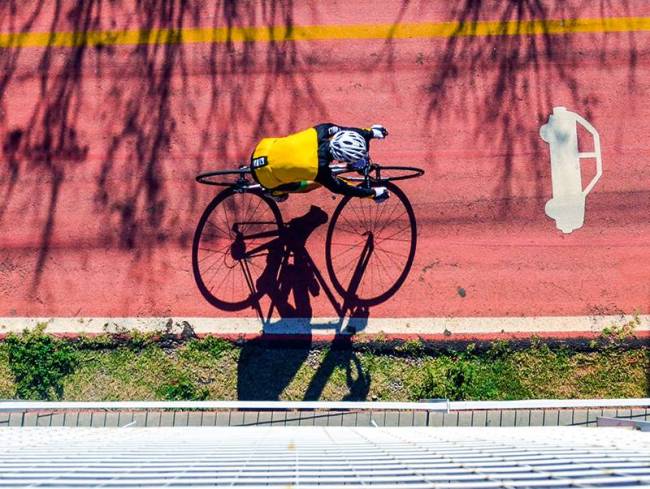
293,181 -> 321,193
259,182 -> 298,203
272,182 -> 302,193
269,181 -> 320,197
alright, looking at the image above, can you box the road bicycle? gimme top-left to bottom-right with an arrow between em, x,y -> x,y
193,161 -> 424,312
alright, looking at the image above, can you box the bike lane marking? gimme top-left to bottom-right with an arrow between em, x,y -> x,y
2,16 -> 650,49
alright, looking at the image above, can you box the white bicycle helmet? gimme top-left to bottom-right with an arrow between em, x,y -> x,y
329,130 -> 367,163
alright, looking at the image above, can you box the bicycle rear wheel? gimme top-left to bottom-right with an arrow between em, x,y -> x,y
196,167 -> 252,186
325,181 -> 417,307
192,188 -> 283,311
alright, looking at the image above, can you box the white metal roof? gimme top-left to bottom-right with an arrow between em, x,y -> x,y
1,426 -> 649,488
1,398 -> 650,411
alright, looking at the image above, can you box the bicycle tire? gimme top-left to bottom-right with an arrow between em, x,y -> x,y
325,181 -> 417,307
336,165 -> 425,183
196,167 -> 252,186
192,188 -> 283,311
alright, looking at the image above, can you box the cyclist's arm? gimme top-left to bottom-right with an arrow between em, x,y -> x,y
314,123 -> 374,143
315,166 -> 374,198
313,122 -> 375,197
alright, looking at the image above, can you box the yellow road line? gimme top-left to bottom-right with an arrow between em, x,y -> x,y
1,16 -> 650,49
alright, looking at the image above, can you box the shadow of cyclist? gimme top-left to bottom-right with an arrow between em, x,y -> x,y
236,205 -> 371,401
303,331 -> 371,401
254,204 -> 370,334
236,334 -> 313,401
237,331 -> 372,402
255,205 -> 328,320
236,332 -> 370,401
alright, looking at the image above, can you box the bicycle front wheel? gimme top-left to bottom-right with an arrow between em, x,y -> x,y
192,189 -> 283,311
335,165 -> 425,183
325,182 -> 417,307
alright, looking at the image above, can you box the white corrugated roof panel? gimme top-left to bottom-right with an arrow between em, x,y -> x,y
0,426 -> 649,488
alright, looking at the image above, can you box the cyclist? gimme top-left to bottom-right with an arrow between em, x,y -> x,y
250,123 -> 389,203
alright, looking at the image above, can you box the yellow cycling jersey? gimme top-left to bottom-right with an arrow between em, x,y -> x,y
251,127 -> 319,189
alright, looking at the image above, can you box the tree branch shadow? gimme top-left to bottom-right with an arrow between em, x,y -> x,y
0,0 -> 331,295
422,0 -> 639,220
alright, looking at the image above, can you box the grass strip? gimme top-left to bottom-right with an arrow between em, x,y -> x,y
0,324 -> 647,401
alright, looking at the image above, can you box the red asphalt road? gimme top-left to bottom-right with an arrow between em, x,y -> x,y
1,1 -> 650,321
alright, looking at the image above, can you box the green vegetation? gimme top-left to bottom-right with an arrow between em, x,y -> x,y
4,325 -> 77,400
409,342 -> 530,401
0,325 -> 647,401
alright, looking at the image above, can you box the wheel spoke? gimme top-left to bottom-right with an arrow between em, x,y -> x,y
375,221 -> 412,244
373,251 -> 393,289
360,200 -> 374,233
338,214 -> 364,236
332,241 -> 365,260
347,202 -> 365,231
375,246 -> 405,273
197,252 -> 228,276
247,258 -> 266,272
372,193 -> 391,233
221,200 -> 233,239
204,220 -> 230,239
351,201 -> 372,234
376,236 -> 412,244
330,240 -> 366,248
200,249 -> 230,275
241,196 -> 264,234
241,194 -> 255,230
337,251 -> 367,280
198,242 -> 231,260
331,242 -> 365,263
374,244 -> 409,259
206,259 -> 232,293
374,206 -> 407,237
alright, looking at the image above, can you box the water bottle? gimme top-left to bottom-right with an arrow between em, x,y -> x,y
540,106 -> 603,233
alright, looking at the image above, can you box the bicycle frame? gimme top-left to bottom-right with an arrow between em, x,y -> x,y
330,161 -> 393,188
233,176 -> 261,193
233,169 -> 353,194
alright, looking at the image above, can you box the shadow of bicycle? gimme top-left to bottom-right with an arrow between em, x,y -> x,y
193,202 -> 374,401
192,201 -> 376,334
252,204 -> 371,335
192,186 -> 417,333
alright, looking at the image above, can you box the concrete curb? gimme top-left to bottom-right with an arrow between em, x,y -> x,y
1,315 -> 648,341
